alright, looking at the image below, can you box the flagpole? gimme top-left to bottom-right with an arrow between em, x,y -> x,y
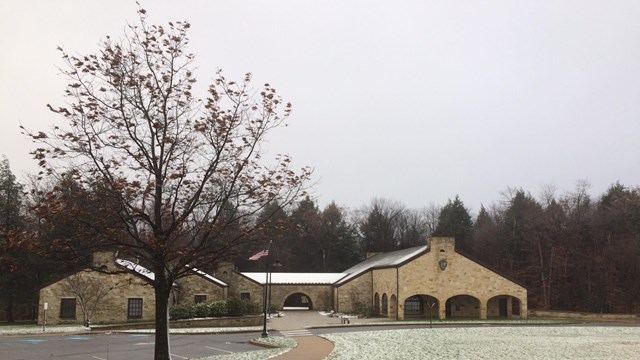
261,241 -> 272,338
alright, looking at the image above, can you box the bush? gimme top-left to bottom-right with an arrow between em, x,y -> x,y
226,297 -> 260,316
208,301 -> 228,317
171,298 -> 258,320
355,301 -> 369,318
170,304 -> 195,320
193,302 -> 210,318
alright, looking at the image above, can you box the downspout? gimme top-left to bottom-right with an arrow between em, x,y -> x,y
396,267 -> 400,320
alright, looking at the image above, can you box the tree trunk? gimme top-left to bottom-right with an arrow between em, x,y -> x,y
154,276 -> 172,360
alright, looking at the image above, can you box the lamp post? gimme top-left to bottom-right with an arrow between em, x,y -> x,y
268,259 -> 283,318
427,299 -> 436,328
261,252 -> 271,338
262,257 -> 283,338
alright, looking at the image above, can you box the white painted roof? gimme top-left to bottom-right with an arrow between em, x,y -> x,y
241,272 -> 347,285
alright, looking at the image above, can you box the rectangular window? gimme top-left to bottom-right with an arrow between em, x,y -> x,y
128,298 -> 143,319
240,292 -> 251,301
60,298 -> 76,319
194,295 -> 207,304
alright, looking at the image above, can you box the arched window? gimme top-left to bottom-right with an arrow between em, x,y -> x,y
381,294 -> 388,315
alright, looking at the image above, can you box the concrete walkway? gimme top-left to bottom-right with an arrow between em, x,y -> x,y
268,311 -> 391,359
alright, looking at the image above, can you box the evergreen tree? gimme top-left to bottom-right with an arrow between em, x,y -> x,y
433,195 -> 473,253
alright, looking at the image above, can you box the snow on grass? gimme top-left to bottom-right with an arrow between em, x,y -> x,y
0,325 -> 87,336
324,326 -> 640,359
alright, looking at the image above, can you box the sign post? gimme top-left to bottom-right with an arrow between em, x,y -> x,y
43,302 -> 48,332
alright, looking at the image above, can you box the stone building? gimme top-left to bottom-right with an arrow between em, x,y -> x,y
332,237 -> 527,320
38,237 -> 527,325
232,237 -> 527,320
38,252 -> 227,325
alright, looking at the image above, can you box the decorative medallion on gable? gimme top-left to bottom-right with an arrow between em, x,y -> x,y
439,259 -> 448,271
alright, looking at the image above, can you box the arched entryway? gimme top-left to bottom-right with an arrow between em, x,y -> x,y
487,295 -> 522,318
445,295 -> 480,319
283,293 -> 313,310
403,294 -> 439,319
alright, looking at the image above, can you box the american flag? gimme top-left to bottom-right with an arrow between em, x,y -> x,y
248,249 -> 269,261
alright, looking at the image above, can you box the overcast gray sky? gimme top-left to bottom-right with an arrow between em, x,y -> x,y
1,0 -> 639,213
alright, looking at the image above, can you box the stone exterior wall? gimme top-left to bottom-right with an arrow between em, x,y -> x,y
396,237 -> 528,320
372,268 -> 398,317
175,274 -> 226,305
335,272 -> 372,314
38,269 -> 155,325
222,270 -> 264,305
269,284 -> 333,311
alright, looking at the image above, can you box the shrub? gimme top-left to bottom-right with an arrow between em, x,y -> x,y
208,301 -> 228,317
193,302 -> 210,318
170,304 -> 195,320
226,297 -> 260,316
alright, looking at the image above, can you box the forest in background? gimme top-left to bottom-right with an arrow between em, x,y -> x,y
1,156 -> 639,320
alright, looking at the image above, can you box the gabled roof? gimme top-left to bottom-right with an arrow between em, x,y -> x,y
188,266 -> 228,287
241,272 -> 347,285
335,245 -> 428,285
115,259 -> 227,287
116,258 -> 155,281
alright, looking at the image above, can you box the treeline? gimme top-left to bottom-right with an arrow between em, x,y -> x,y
1,155 -> 639,320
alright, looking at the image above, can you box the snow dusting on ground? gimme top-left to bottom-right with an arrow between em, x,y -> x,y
4,322 -> 640,359
0,325 -> 87,336
324,326 -> 640,359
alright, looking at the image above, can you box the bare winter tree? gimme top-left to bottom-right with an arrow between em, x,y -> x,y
24,8 -> 310,359
63,270 -> 120,327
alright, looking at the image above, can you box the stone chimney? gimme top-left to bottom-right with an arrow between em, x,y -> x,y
216,261 -> 235,281
92,251 -> 118,271
427,237 -> 456,252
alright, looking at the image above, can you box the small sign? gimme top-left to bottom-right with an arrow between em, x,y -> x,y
44,302 -> 48,310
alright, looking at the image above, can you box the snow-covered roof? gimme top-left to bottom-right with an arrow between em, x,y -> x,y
115,259 -> 227,287
335,245 -> 428,285
115,258 -> 155,281
241,272 -> 347,285
188,266 -> 227,287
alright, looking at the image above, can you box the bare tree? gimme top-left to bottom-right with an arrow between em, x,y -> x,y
63,270 -> 120,327
24,7 -> 310,359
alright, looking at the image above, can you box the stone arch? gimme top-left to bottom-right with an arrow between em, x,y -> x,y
381,293 -> 388,316
445,294 -> 481,319
403,294 -> 439,319
283,292 -> 313,310
374,293 -> 380,316
487,295 -> 523,318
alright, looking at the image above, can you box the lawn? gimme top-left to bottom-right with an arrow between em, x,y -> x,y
324,326 -> 640,359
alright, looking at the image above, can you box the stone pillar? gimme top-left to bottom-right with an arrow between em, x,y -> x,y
438,298 -> 446,320
479,300 -> 487,320
397,302 -> 405,320
520,300 -> 528,319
